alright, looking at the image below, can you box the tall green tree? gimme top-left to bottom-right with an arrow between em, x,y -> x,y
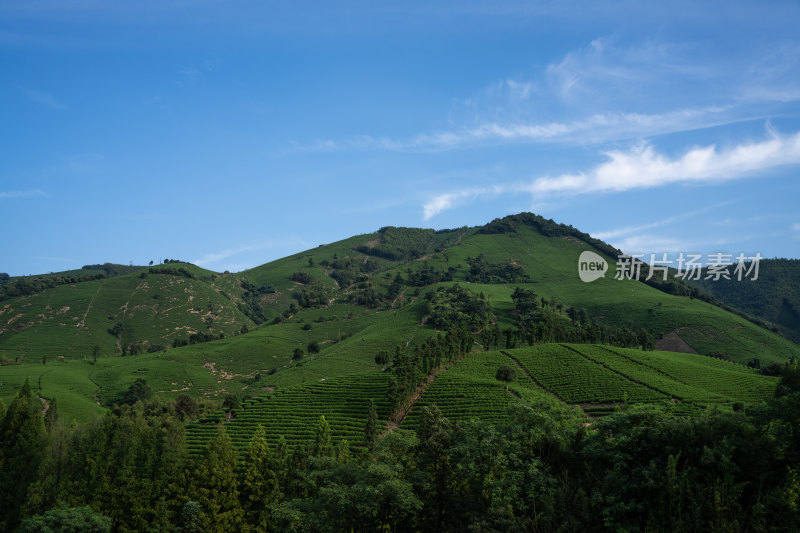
365,400 -> 379,450
415,406 -> 455,530
336,439 -> 351,464
313,415 -> 333,457
0,378 -> 46,531
241,425 -> 280,531
192,424 -> 244,533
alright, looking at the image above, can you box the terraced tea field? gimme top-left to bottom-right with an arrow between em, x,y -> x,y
186,372 -> 392,454
402,350 -> 569,429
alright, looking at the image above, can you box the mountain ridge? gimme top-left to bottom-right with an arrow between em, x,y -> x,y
1,212 -> 797,421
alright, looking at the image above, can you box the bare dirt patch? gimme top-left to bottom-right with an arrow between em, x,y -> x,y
655,329 -> 698,354
39,396 -> 50,415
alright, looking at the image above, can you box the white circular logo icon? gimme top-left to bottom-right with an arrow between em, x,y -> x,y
578,251 -> 608,283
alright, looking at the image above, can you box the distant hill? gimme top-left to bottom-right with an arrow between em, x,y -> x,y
1,212 -> 797,421
0,262 -> 256,361
688,258 -> 800,342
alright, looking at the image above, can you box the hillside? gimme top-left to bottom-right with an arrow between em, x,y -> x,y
1,213 -> 797,423
688,258 -> 800,343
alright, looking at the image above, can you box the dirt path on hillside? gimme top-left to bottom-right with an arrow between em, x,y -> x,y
453,228 -> 468,246
121,280 -> 149,321
378,352 -> 466,439
72,280 -> 105,348
655,329 -> 697,354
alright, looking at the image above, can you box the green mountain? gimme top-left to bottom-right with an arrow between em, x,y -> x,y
0,213 -> 797,423
687,258 -> 800,343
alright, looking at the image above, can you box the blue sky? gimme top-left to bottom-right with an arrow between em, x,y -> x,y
2,0 -> 799,275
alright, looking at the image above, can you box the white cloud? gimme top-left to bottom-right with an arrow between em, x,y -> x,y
529,130 -> 800,196
422,130 -> 800,218
422,184 -> 516,220
0,189 -> 46,199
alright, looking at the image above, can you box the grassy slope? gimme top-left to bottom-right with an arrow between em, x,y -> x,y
0,263 -> 255,362
437,226 -> 799,363
688,258 -> 800,343
1,218 -> 797,422
401,343 -> 778,431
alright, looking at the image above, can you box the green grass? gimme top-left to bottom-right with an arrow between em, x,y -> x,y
597,345 -> 777,404
0,268 -> 255,362
509,344 -> 667,404
402,350 -> 568,429
0,359 -> 105,421
1,215 -> 796,423
186,372 -> 393,454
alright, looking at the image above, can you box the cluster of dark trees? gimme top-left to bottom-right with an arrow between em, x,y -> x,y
494,286 -> 656,350
238,281 -> 275,325
147,266 -> 195,279
0,273 -> 105,302
2,362 -> 799,532
354,226 -> 435,261
465,254 -> 530,284
426,284 -> 492,331
172,331 -> 226,348
290,270 -> 313,284
406,264 -> 454,287
293,282 -> 333,308
386,327 -> 475,413
319,254 -> 379,289
353,285 -> 382,308
82,263 -> 146,277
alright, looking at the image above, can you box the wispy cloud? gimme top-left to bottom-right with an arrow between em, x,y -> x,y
422,185 -> 512,220
191,238 -> 308,268
20,87 -> 66,109
0,189 -> 46,199
592,202 -> 733,241
423,129 -> 800,218
297,37 -> 800,154
300,106 -> 743,153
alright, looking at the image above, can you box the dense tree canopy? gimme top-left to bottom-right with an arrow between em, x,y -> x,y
0,361 -> 798,532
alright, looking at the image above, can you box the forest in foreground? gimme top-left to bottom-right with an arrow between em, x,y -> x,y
1,360 -> 799,533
